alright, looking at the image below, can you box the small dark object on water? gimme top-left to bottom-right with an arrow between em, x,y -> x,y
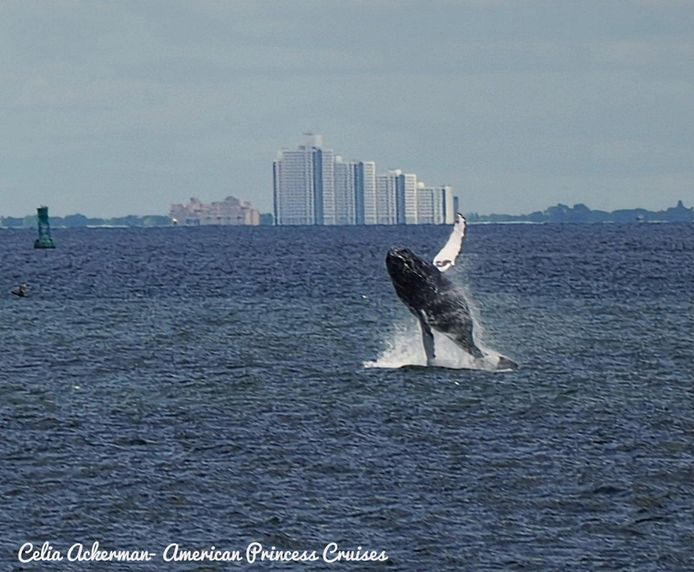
11,283 -> 29,297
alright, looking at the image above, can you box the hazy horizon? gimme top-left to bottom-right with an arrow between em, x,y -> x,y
1,197 -> 692,221
2,1 -> 693,218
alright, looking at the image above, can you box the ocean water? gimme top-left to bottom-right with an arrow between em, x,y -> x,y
1,223 -> 692,571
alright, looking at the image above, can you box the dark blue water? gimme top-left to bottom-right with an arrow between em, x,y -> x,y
1,224 -> 692,571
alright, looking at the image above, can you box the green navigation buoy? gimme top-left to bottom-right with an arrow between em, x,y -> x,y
34,206 -> 56,249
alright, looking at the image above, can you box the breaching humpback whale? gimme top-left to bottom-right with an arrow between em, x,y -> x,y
386,214 -> 517,371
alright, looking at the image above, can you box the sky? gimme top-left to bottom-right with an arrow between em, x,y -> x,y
1,0 -> 693,217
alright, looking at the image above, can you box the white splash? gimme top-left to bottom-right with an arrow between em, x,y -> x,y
364,317 -> 506,371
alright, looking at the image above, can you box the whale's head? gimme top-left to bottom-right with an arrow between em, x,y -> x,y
386,248 -> 441,308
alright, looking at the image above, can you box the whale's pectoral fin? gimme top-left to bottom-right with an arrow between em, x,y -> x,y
417,314 -> 436,366
433,213 -> 466,272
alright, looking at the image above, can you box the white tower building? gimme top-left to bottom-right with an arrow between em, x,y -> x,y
396,171 -> 418,224
273,149 -> 314,225
375,172 -> 398,225
273,134 -> 334,225
357,161 -> 376,225
416,184 -> 455,224
333,156 -> 356,225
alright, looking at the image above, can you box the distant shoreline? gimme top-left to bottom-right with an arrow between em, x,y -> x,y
1,201 -> 691,228
466,201 -> 693,225
2,220 -> 692,230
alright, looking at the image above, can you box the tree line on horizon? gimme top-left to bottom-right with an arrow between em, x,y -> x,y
0,213 -> 172,229
1,201 -> 692,228
467,201 -> 693,224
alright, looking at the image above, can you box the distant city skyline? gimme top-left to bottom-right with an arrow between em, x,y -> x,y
273,134 -> 455,225
1,2 -> 693,218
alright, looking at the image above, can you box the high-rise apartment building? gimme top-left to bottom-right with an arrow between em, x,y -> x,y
397,171 -> 418,224
416,184 -> 455,225
314,146 -> 335,225
273,133 -> 334,225
334,156 -> 356,225
273,148 -> 314,225
376,170 -> 418,224
356,161 -> 376,225
375,172 -> 397,225
273,135 -> 454,226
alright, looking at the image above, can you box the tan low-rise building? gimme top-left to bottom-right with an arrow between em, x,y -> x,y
170,196 -> 260,226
